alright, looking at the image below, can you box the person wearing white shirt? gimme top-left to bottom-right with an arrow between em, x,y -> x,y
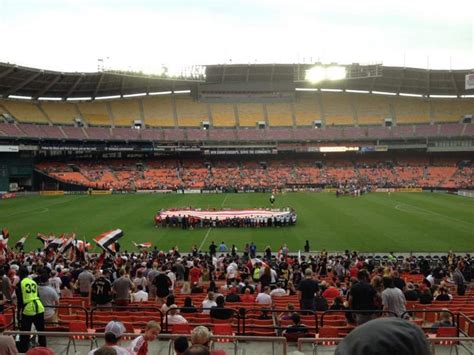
202,292 -> 217,313
270,283 -> 287,297
256,287 -> 272,306
226,261 -> 238,281
131,285 -> 149,302
166,305 -> 188,325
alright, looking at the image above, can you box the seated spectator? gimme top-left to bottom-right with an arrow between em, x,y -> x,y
130,320 -> 160,355
419,287 -> 433,304
241,288 -> 256,303
88,321 -> 130,355
283,313 -> 308,334
181,297 -> 198,314
403,283 -> 419,301
202,292 -> 217,314
286,281 -> 297,296
131,285 -> 149,302
330,296 -> 346,310
161,295 -> 176,314
210,296 -> 234,320
278,303 -> 295,322
431,310 -> 454,332
191,282 -> 204,294
334,318 -> 430,355
181,281 -> 191,295
435,287 -> 452,301
256,286 -> 272,306
174,336 -> 189,355
270,283 -> 287,297
167,305 -> 188,325
225,286 -> 241,303
89,348 -> 117,355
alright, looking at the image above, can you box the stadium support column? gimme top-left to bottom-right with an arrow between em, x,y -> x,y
290,102 -> 296,128
234,104 -> 240,127
317,91 -> 326,127
171,94 -> 178,128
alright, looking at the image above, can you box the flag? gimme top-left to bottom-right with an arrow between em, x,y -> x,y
76,239 -> 92,253
37,233 -> 50,244
94,229 -> 123,255
57,234 -> 76,255
15,235 -> 28,250
250,258 -> 268,268
133,241 -> 152,249
298,250 -> 301,264
1,228 -> 9,239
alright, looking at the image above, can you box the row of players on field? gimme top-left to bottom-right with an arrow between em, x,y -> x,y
155,214 -> 297,228
336,184 -> 371,197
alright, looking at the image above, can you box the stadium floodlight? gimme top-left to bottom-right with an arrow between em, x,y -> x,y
305,66 -> 326,83
305,65 -> 346,83
326,66 -> 346,81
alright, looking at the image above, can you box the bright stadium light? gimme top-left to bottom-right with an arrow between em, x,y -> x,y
305,66 -> 326,83
305,65 -> 346,83
326,66 -> 346,80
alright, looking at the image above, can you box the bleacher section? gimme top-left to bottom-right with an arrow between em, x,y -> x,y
322,92 -> 355,126
293,93 -> 321,126
265,102 -> 293,126
175,95 -> 209,127
237,103 -> 265,126
209,103 -> 236,127
110,99 -> 142,127
394,96 -> 430,124
40,101 -> 79,125
1,100 -> 49,123
36,156 -> 473,190
142,96 -> 175,127
1,94 -> 473,129
77,101 -> 111,126
353,93 -> 391,126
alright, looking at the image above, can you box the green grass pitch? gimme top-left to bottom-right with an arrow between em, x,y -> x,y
1,192 -> 473,253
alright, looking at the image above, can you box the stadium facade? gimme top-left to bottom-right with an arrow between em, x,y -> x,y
0,62 -> 472,193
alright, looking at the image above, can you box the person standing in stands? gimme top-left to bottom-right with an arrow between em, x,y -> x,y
297,268 -> 319,312
348,269 -> 378,325
17,266 -> 46,353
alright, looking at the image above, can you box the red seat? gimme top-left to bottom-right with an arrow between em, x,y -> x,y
172,323 -> 192,334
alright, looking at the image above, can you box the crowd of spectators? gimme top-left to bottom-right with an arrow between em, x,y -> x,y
36,156 -> 473,191
0,244 -> 471,353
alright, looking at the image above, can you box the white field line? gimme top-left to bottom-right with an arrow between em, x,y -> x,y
198,193 -> 229,251
395,202 -> 474,227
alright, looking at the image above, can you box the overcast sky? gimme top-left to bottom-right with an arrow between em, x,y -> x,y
0,0 -> 473,73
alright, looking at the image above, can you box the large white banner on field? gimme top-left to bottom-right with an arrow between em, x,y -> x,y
158,208 -> 294,220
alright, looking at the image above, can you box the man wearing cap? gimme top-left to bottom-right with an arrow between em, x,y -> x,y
17,266 -> 46,353
89,321 -> 131,355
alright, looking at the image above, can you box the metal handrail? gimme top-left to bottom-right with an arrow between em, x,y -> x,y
3,331 -> 288,355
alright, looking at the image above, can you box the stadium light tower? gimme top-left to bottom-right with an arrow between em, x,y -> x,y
305,65 -> 347,83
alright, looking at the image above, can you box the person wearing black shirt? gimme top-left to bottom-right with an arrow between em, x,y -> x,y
210,296 -> 233,320
153,266 -> 172,302
209,241 -> 217,257
403,283 -> 419,301
225,287 -> 241,303
297,268 -> 319,312
181,297 -> 198,314
284,313 -> 308,334
90,270 -> 113,307
349,269 -> 378,325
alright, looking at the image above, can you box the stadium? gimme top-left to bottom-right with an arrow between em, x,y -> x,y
0,1 -> 473,354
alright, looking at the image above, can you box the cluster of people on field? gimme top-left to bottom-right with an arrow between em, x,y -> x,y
155,210 -> 297,229
0,240 -> 472,354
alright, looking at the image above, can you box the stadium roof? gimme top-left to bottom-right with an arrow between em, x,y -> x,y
0,62 -> 472,99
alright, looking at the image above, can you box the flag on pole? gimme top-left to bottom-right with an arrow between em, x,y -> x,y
93,229 -> 123,255
132,241 -> 152,250
15,235 -> 28,250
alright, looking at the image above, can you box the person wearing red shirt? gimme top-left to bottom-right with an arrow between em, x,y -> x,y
130,321 -> 160,355
240,288 -> 255,303
322,284 -> 341,299
189,263 -> 202,285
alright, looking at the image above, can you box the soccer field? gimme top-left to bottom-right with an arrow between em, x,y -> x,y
1,192 -> 473,253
